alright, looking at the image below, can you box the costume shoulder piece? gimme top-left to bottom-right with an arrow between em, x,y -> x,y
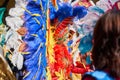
83,70 -> 114,80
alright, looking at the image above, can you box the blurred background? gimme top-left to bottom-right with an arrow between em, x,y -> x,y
0,0 -> 15,15
0,0 -> 98,15
0,0 -> 98,23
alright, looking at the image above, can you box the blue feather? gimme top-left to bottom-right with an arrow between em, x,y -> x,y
86,55 -> 91,64
79,33 -> 93,54
73,6 -> 87,19
56,3 -> 73,21
23,0 -> 47,79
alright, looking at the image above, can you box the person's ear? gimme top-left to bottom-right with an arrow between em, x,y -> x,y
92,39 -> 94,44
112,1 -> 120,10
117,2 -> 120,10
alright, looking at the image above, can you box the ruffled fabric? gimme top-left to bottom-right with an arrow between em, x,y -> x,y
4,0 -> 27,79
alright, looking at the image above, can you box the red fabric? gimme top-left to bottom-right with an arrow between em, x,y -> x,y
54,17 -> 73,38
53,44 -> 72,76
71,61 -> 91,74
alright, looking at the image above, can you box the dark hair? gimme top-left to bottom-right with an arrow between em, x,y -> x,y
92,10 -> 120,77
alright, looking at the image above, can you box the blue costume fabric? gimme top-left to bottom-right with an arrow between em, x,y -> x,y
83,70 -> 114,80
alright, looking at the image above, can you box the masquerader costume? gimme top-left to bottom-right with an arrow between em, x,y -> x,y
4,0 -> 120,80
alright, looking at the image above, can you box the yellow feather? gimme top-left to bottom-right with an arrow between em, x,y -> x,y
46,9 -> 56,80
72,73 -> 81,80
32,14 -> 41,17
48,27 -> 55,63
46,67 -> 52,80
55,70 -> 65,80
21,7 -> 40,24
21,52 -> 30,54
31,34 -> 38,37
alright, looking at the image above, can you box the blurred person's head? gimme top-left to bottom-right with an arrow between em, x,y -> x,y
92,9 -> 120,77
113,1 -> 120,10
